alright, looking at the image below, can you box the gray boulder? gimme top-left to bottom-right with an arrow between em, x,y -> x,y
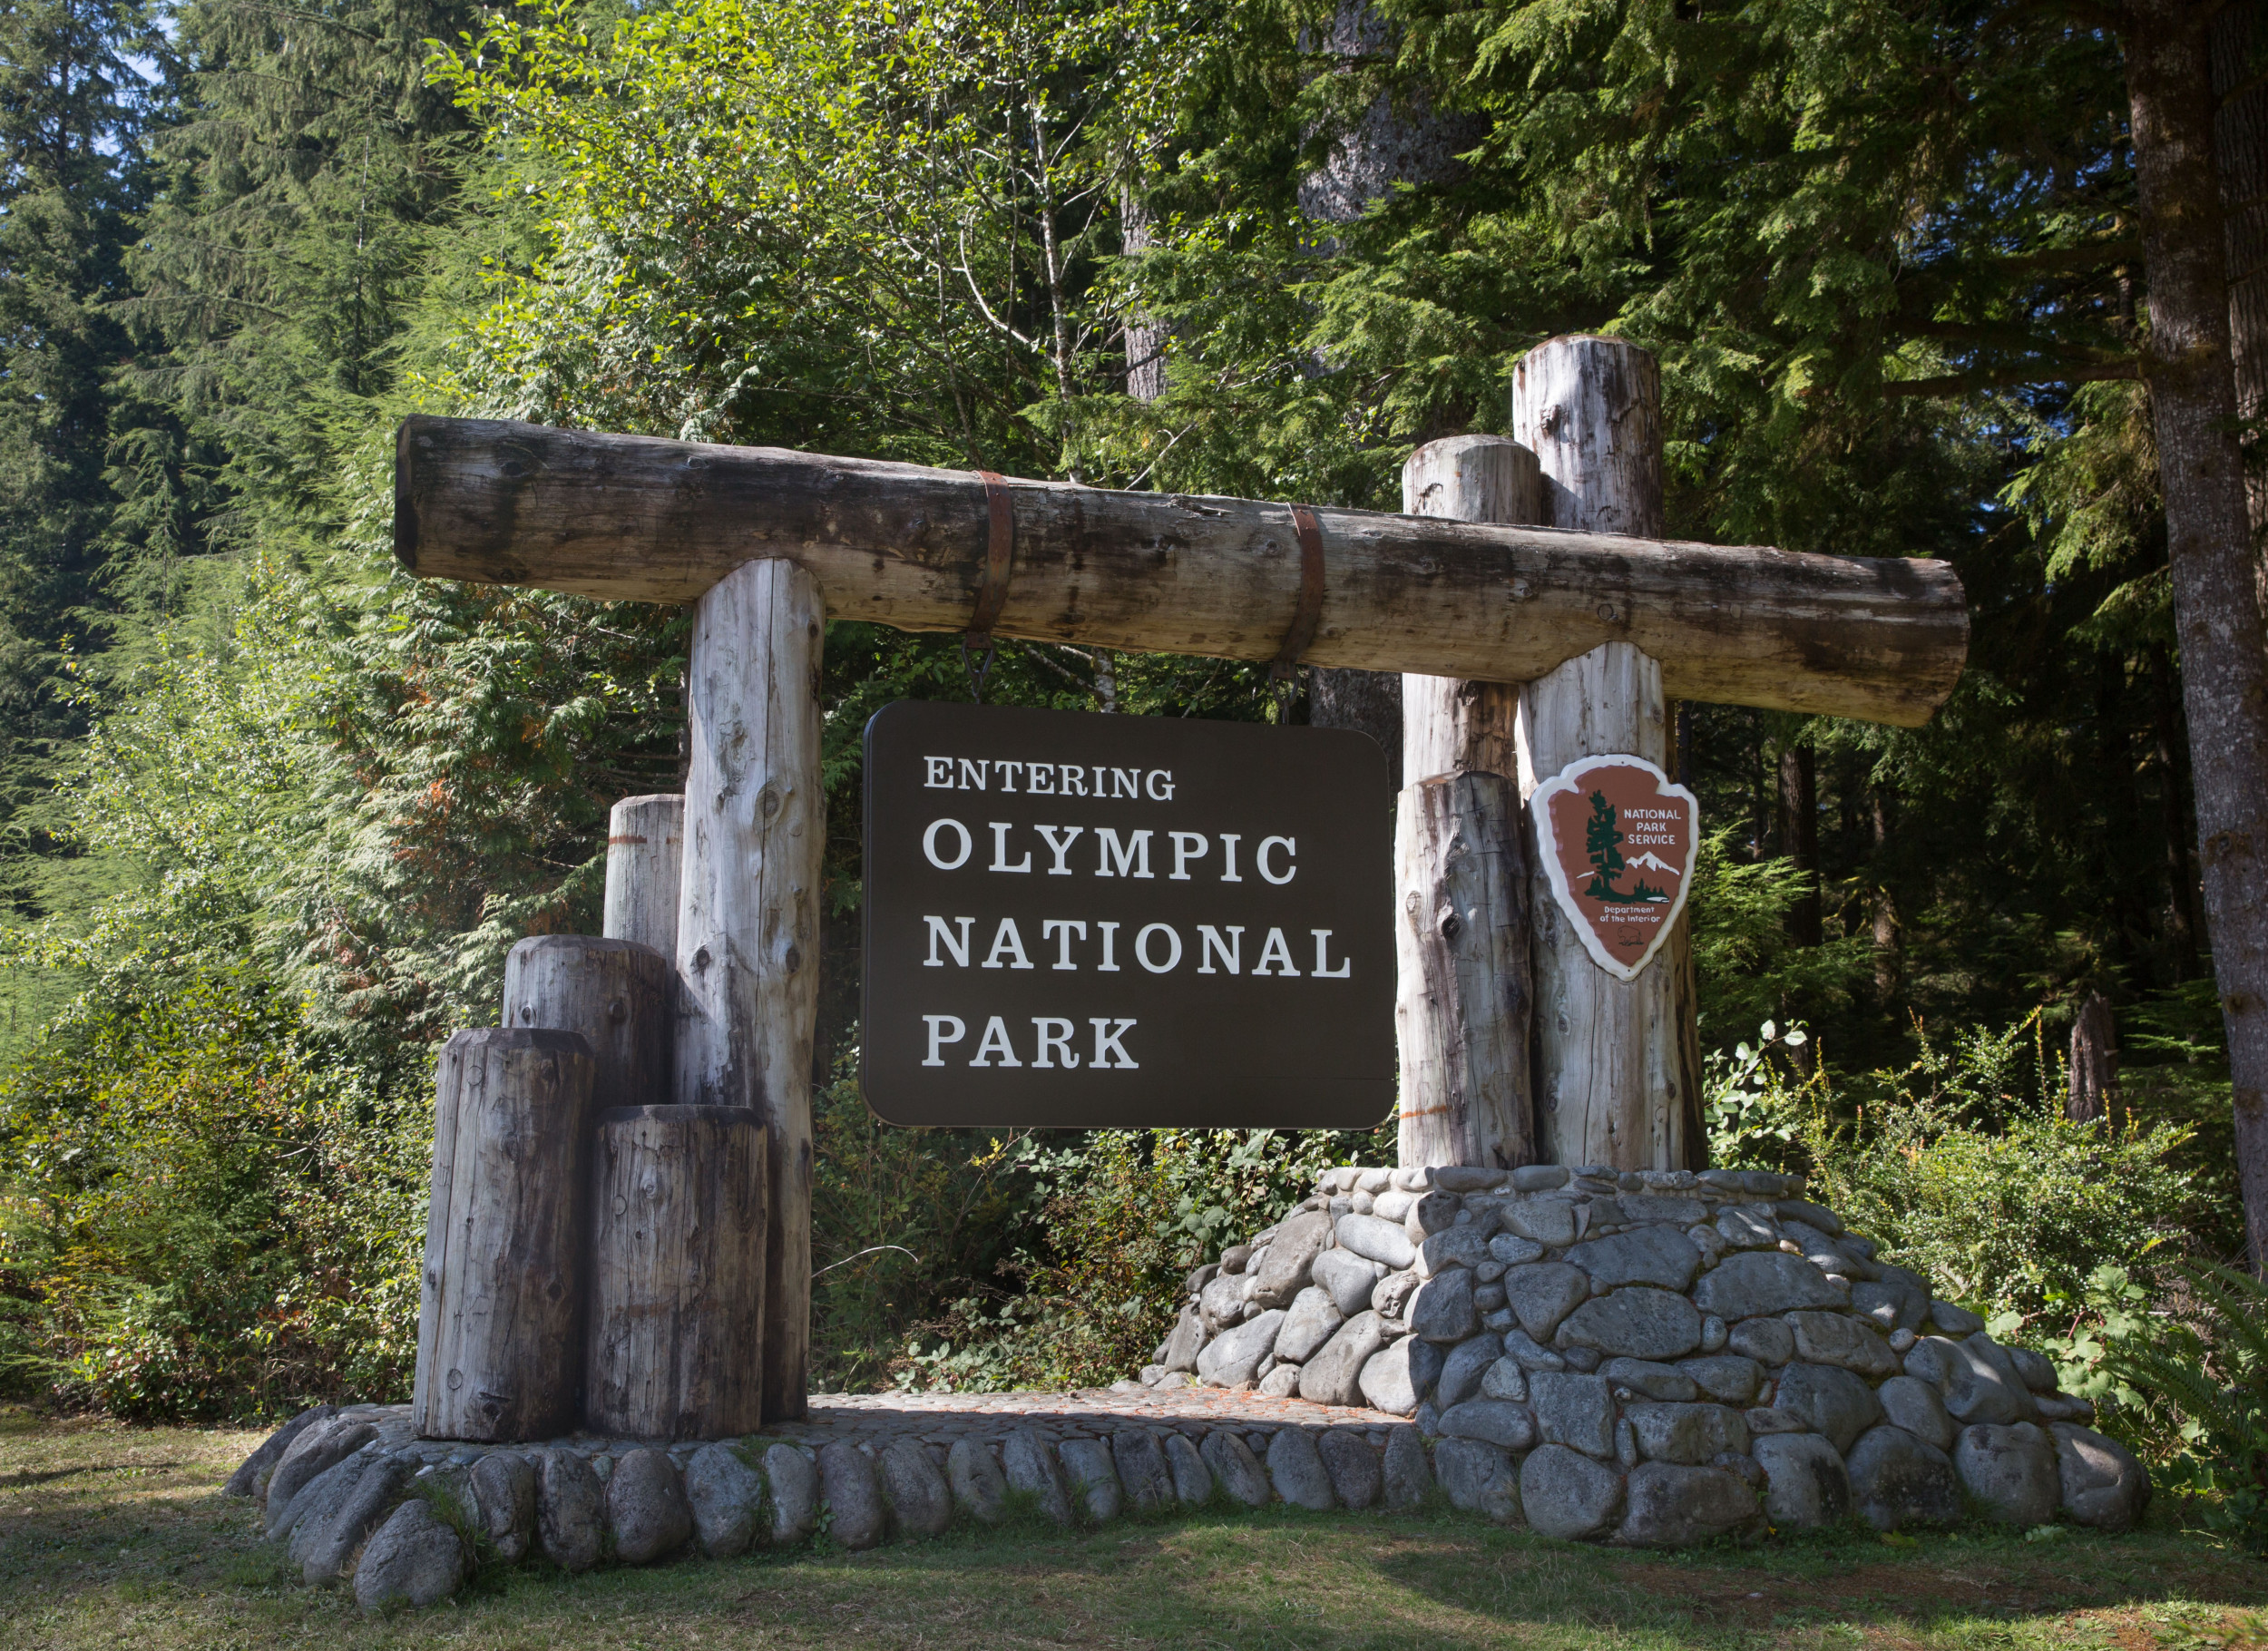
1161,1307 -> 1205,1373
1336,1212 -> 1417,1269
1252,1210 -> 1334,1307
1846,1425 -> 1960,1529
353,1500 -> 464,1614
1200,1429 -> 1272,1508
1959,1335 -> 2041,1421
880,1439 -> 953,1537
1434,1438 -> 1520,1522
1311,1248 -> 1381,1316
1677,1355 -> 1763,1405
1953,1421 -> 2059,1526
608,1448 -> 693,1564
1356,1334 -> 1441,1415
1626,1402 -> 1747,1466
1520,1442 -> 1626,1540
1565,1226 -> 1704,1292
1601,1358 -> 1696,1402
1504,1328 -> 1568,1371
946,1438 -> 1008,1524
1001,1430 -> 1074,1525
1716,1206 -> 1781,1249
1617,1462 -> 1760,1546
266,1421 -> 378,1532
1266,1429 -> 1335,1510
1501,1263 -> 1590,1342
1274,1287 -> 1344,1364
1693,1252 -> 1844,1320
818,1442 -> 887,1549
2050,1422 -> 2151,1531
1876,1374 -> 1955,1451
1785,1311 -> 1900,1378
1481,1359 -> 1529,1402
1317,1430 -> 1381,1509
1489,1233 -> 1545,1266
536,1449 -> 605,1572
470,1451 -> 536,1563
2006,1345 -> 2058,1392
1923,1334 -> 2032,1425
1435,1334 -> 1504,1410
1197,1308 -> 1287,1387
1728,1317 -> 1795,1366
1373,1268 -> 1422,1320
1501,1198 -> 1579,1247
1381,1424 -> 1432,1509
266,1449 -> 367,1546
1058,1437 -> 1122,1523
1438,1399 -> 1536,1450
1852,1278 -> 1929,1334
1418,1224 -> 1494,1275
1559,1287 -> 1703,1361
1162,1432 -> 1214,1506
1200,1272 -> 1248,1336
765,1443 -> 820,1544
1751,1432 -> 1851,1529
230,1404 -> 337,1500
1774,1362 -> 1884,1453
686,1443 -> 766,1557
1931,1300 -> 1986,1335
1530,1371 -> 1616,1459
1110,1430 -> 1175,1515
295,1452 -> 413,1582
1409,1269 -> 1477,1343
1301,1310 -> 1387,1405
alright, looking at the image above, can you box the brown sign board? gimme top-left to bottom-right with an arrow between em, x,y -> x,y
860,701 -> 1394,1128
1532,755 -> 1699,981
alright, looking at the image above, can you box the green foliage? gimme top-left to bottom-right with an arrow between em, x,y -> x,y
1689,826 -> 1870,1050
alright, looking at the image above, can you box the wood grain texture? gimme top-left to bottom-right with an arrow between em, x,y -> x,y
414,1028 -> 596,1442
604,794 -> 685,960
672,558 -> 823,1422
1394,772 -> 1536,1171
585,1105 -> 768,1440
394,415 -> 1968,727
1512,337 -> 1704,1173
503,935 -> 671,1114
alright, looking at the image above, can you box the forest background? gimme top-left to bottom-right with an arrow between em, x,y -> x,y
0,0 -> 2254,1462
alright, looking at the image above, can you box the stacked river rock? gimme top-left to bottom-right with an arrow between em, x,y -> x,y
1140,1163 -> 2150,1542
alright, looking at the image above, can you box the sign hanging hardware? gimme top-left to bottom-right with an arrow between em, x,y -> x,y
1268,504 -> 1326,724
960,468 -> 1016,702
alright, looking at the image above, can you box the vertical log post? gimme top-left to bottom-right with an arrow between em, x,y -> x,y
585,1105 -> 769,1439
415,1028 -> 597,1441
1394,435 -> 1543,1170
2068,992 -> 2120,1124
1511,336 -> 1705,1170
604,794 -> 685,959
674,557 -> 825,1423
503,935 -> 671,1112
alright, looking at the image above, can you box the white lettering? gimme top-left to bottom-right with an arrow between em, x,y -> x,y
1257,835 -> 1297,884
924,756 -> 953,788
1096,828 -> 1153,878
1169,832 -> 1207,881
1036,824 -> 1084,874
971,1016 -> 1022,1066
1311,929 -> 1351,978
993,760 -> 1024,792
1090,1017 -> 1139,1069
988,822 -> 1032,874
1252,926 -> 1300,976
1027,762 -> 1054,795
1197,925 -> 1244,975
1097,921 -> 1121,972
922,1014 -> 966,1065
982,918 -> 1034,970
1110,767 -> 1139,799
924,915 -> 973,968
1032,1017 -> 1080,1068
1061,766 -> 1087,797
1136,923 -> 1182,972
1146,769 -> 1176,801
957,757 -> 988,790
1042,919 -> 1087,969
1219,833 -> 1242,882
923,818 -> 973,870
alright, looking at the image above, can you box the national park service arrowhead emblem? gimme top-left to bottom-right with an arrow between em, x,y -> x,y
1532,755 -> 1698,981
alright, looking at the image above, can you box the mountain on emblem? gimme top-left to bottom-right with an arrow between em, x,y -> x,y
1531,755 -> 1699,981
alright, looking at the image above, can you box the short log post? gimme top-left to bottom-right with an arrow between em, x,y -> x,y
415,1028 -> 597,1441
585,1105 -> 768,1439
673,556 -> 825,1423
604,794 -> 685,958
1395,434 -> 1543,1169
2068,992 -> 2119,1123
1511,336 -> 1705,1170
503,935 -> 672,1112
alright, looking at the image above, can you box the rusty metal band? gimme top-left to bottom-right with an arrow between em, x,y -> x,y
966,469 -> 1014,647
1270,504 -> 1326,680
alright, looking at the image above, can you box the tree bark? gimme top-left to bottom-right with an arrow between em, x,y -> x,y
2214,0 -> 2268,606
393,415 -> 1970,728
1872,786 -> 1903,1002
674,557 -> 825,1419
2127,0 -> 2268,1269
1778,740 -> 1822,949
2068,992 -> 2120,1125
502,935 -> 672,1114
585,1105 -> 768,1440
1512,337 -> 1704,1171
603,794 -> 685,962
415,1028 -> 596,1442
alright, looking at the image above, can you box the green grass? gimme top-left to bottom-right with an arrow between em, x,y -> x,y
2,1406 -> 2264,1649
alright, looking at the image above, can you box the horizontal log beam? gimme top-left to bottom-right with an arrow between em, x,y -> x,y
394,416 -> 1969,727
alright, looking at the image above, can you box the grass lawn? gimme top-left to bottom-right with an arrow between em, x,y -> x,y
1,1406 -> 2263,1650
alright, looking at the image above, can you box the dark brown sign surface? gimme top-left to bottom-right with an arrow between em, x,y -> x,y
1532,754 -> 1699,981
861,701 -> 1393,1128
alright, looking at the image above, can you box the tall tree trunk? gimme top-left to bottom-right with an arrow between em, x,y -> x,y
2127,0 -> 2268,1270
1871,786 -> 1902,1002
2068,992 -> 2120,1125
1120,189 -> 1168,405
1778,739 -> 1822,948
2214,0 -> 2268,605
2152,645 -> 2204,980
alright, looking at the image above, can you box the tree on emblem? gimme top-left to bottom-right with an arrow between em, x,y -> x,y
1583,789 -> 1668,905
